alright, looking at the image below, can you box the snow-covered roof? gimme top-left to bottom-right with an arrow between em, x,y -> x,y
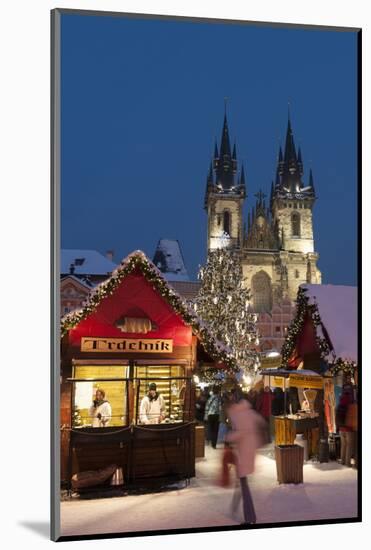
61,249 -> 117,276
61,249 -> 235,367
301,284 -> 357,364
170,281 -> 201,301
60,274 -> 95,289
152,239 -> 190,282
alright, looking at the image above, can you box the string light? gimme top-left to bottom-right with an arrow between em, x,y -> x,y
281,286 -> 357,375
60,250 -> 238,369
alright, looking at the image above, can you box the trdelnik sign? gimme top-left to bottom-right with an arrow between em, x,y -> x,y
81,337 -> 173,353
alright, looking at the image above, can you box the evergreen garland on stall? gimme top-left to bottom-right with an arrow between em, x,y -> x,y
281,286 -> 357,376
193,247 -> 259,380
60,250 -> 238,369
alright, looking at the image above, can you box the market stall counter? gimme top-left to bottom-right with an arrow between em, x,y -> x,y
60,251 -> 236,492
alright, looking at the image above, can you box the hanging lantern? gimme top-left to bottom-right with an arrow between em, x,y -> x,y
213,296 -> 218,304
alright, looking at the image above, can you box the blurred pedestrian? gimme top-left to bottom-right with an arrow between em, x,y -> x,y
204,385 -> 221,449
336,385 -> 355,466
226,387 -> 265,525
195,388 -> 208,423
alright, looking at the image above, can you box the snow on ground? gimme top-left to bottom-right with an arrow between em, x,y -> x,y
60,445 -> 358,537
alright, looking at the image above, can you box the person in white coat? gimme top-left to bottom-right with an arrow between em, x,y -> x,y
225,387 -> 265,525
89,389 -> 112,427
139,383 -> 166,424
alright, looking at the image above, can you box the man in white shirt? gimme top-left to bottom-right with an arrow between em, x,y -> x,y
139,383 -> 166,424
89,389 -> 112,427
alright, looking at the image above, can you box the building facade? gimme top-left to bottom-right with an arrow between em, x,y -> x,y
204,110 -> 322,350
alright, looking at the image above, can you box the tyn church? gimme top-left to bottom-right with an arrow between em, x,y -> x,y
204,110 -> 321,343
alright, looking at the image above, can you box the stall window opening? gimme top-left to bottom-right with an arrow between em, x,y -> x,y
71,365 -> 129,428
134,365 -> 189,424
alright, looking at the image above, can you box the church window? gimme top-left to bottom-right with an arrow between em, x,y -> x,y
291,212 -> 301,237
294,203 -> 297,209
223,210 -> 231,235
289,203 -> 292,208
217,214 -> 221,226
295,269 -> 300,278
299,203 -> 303,209
252,271 -> 272,313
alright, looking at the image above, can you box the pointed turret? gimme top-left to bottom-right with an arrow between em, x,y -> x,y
232,142 -> 237,173
239,164 -> 246,192
270,181 -> 274,209
204,161 -> 214,208
297,147 -> 303,176
232,142 -> 237,159
309,168 -> 315,195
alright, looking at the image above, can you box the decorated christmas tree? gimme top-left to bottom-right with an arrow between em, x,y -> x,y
193,246 -> 259,380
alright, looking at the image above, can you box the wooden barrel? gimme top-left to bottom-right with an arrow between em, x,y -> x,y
274,417 -> 296,445
275,445 -> 304,484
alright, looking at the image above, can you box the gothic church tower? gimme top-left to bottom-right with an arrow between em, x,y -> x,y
204,108 -> 321,309
204,109 -> 245,251
271,115 -> 322,300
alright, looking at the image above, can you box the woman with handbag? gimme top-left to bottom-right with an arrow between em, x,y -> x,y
225,388 -> 265,525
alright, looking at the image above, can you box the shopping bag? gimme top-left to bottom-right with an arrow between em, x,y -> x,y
219,447 -> 236,488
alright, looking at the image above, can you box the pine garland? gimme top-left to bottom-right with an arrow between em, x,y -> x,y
60,250 -> 237,369
281,286 -> 356,375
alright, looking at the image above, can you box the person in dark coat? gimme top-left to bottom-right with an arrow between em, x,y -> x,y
271,387 -> 285,416
204,385 -> 222,449
336,386 -> 355,466
195,388 -> 208,423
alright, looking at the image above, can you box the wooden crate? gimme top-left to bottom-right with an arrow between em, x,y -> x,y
274,417 -> 296,445
275,445 -> 304,484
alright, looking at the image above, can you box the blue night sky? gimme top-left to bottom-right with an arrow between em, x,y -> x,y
61,13 -> 358,285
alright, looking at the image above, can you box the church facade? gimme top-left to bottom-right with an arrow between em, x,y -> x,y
204,111 -> 322,350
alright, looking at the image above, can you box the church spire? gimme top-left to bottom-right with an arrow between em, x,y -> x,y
280,113 -> 303,193
213,105 -> 237,190
283,115 -> 298,166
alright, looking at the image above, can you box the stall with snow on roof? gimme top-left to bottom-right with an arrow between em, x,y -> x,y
263,284 -> 358,463
60,251 -> 238,492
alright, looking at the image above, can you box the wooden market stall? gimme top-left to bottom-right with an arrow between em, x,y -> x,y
274,283 -> 358,463
60,251 -> 234,491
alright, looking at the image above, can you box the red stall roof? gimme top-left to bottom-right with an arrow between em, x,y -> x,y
61,250 -> 236,369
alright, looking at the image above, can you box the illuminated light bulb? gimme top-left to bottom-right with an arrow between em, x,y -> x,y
213,297 -> 218,304
255,338 -> 260,345
243,374 -> 252,385
193,375 -> 200,384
